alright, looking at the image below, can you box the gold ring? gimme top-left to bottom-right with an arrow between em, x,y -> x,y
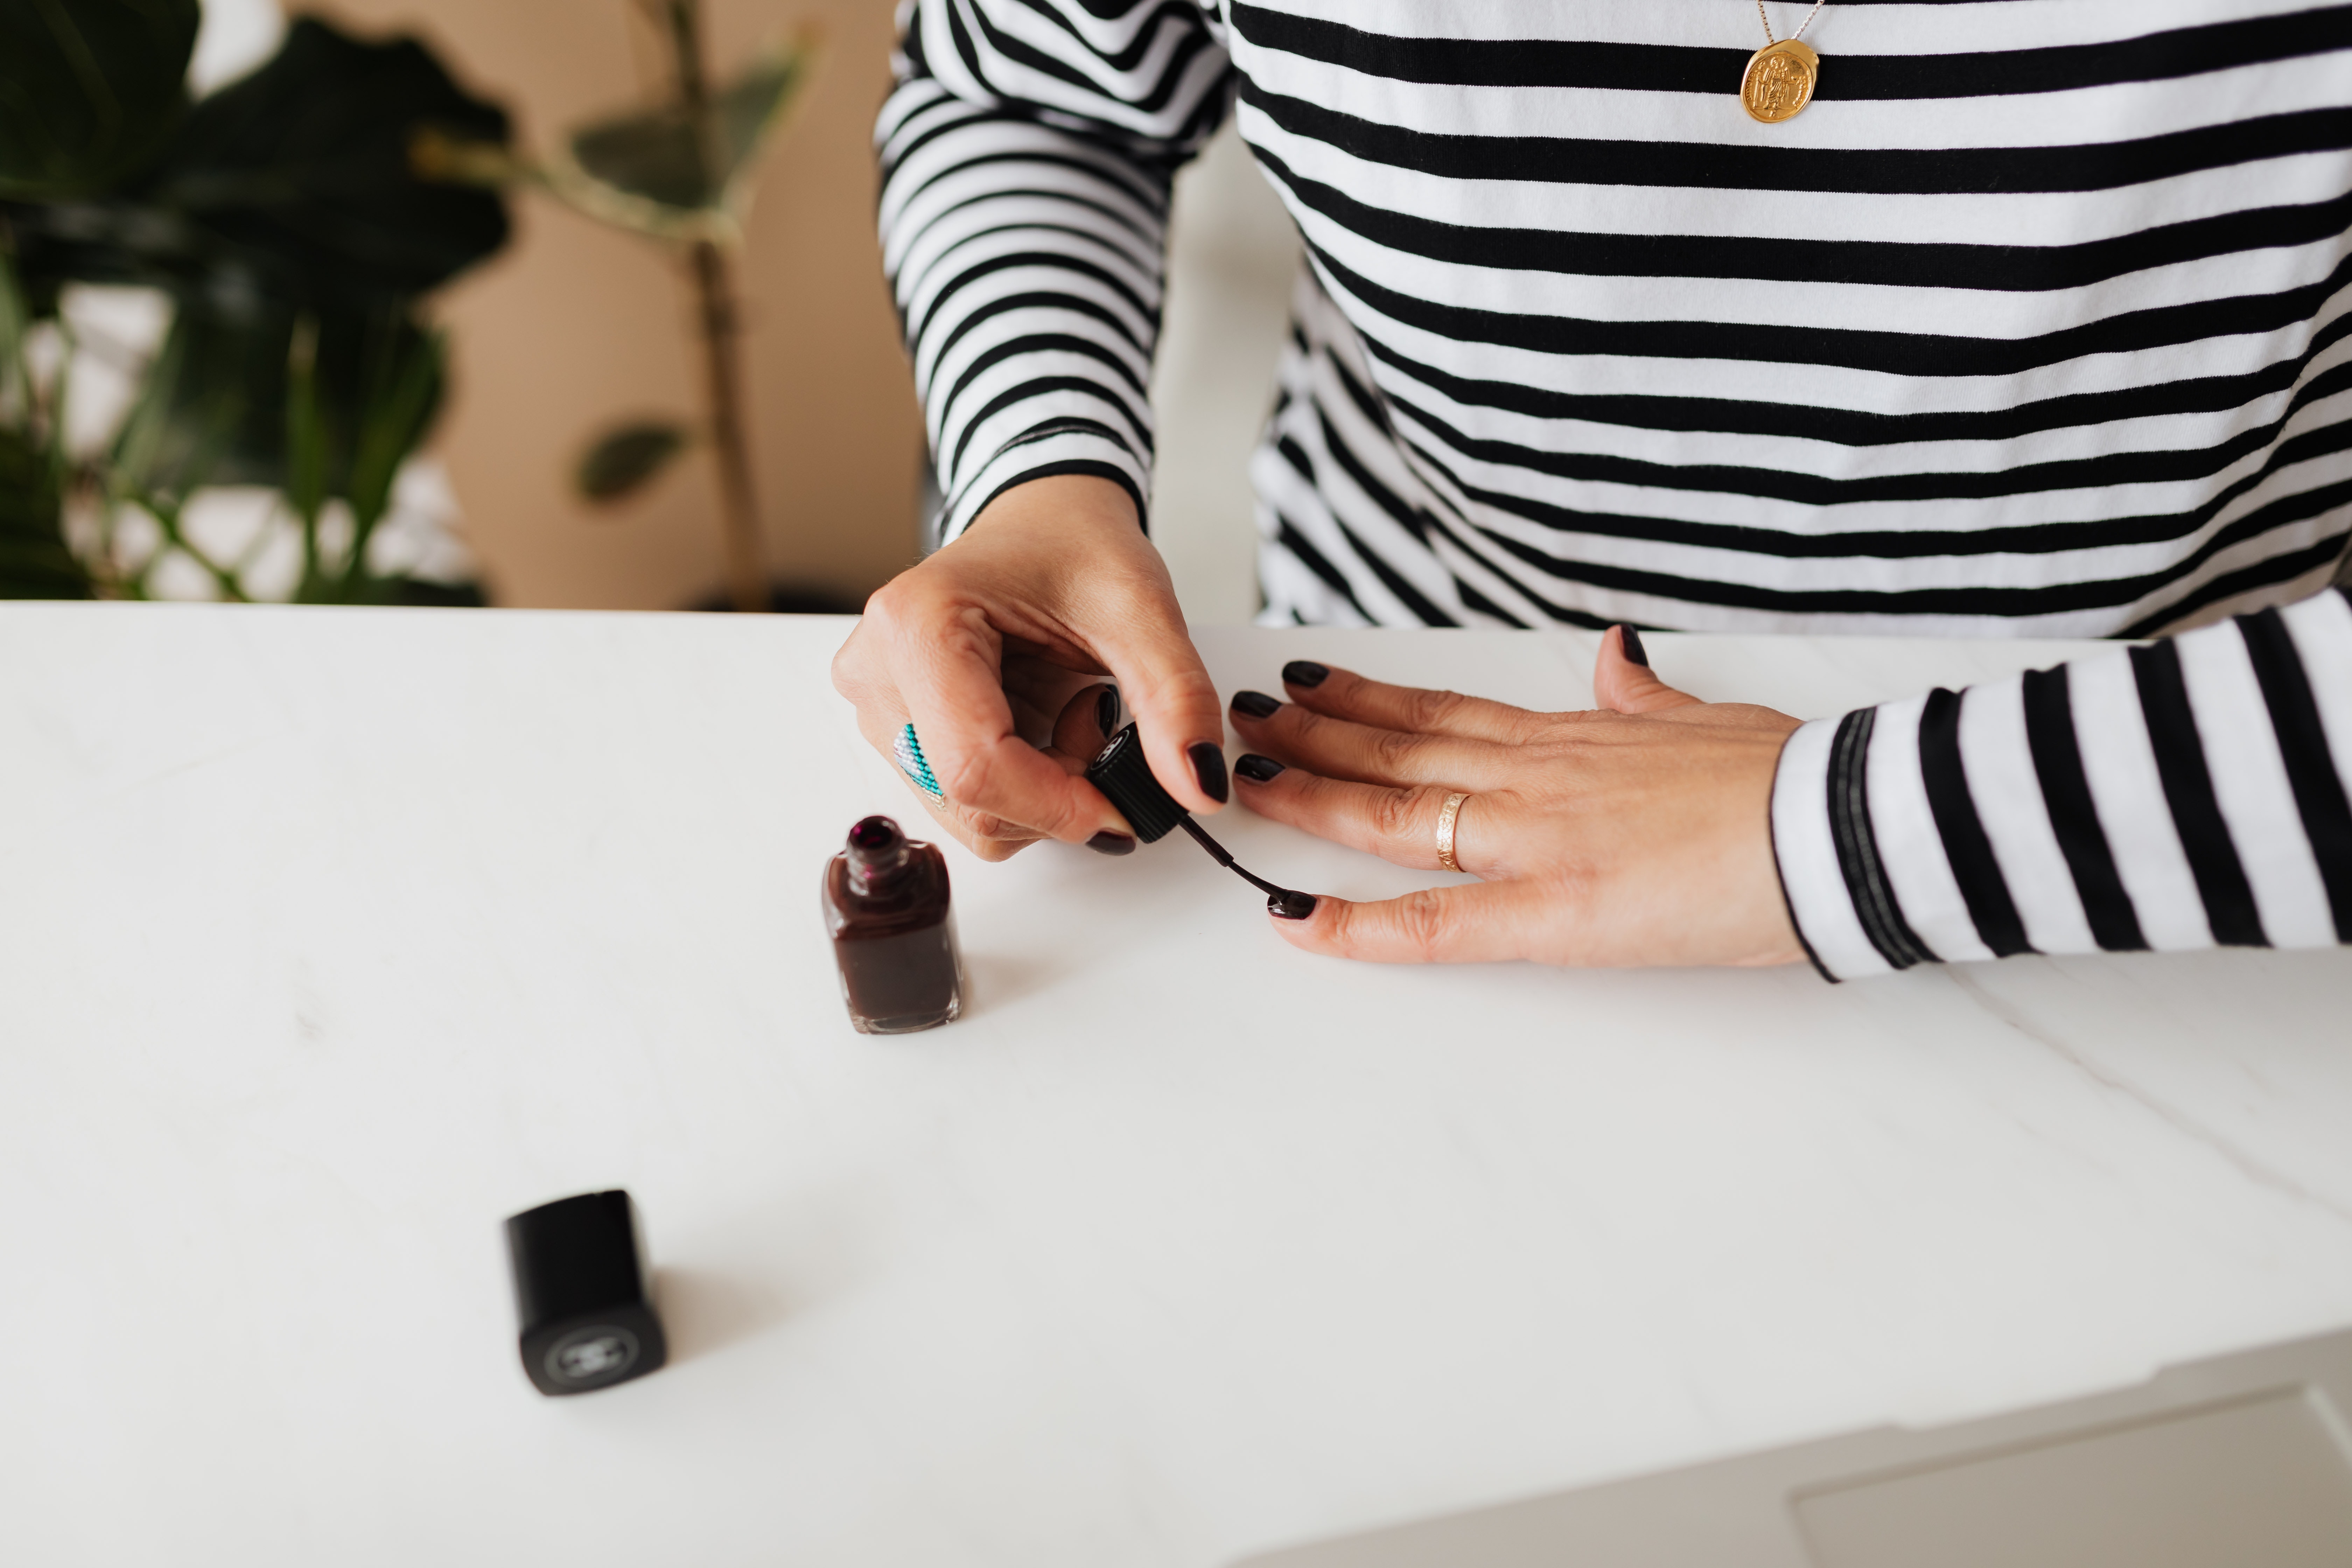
1435,791 -> 1470,873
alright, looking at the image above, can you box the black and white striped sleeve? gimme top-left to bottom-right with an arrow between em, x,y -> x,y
875,0 -> 1233,542
1772,588 -> 2352,980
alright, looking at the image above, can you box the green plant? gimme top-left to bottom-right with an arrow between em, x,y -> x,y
420,0 -> 817,613
0,3 -> 511,604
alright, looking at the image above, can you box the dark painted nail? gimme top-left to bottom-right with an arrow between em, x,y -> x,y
1085,831 -> 1136,856
1095,685 -> 1119,736
1282,660 -> 1329,689
1235,753 -> 1286,784
1231,689 -> 1281,719
1618,625 -> 1649,667
1269,891 -> 1318,920
1189,742 -> 1230,804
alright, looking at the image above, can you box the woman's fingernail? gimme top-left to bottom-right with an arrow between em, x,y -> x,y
1269,890 -> 1317,920
1236,753 -> 1286,783
1231,690 -> 1281,719
1618,625 -> 1649,667
1282,660 -> 1329,689
1096,685 -> 1119,735
1085,831 -> 1136,856
1189,742 -> 1230,804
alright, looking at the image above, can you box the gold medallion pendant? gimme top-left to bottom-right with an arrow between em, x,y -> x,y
1741,38 -> 1819,123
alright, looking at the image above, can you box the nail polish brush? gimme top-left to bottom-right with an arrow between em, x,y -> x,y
1085,723 -> 1315,917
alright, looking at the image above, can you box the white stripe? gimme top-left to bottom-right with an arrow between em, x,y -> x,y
1956,674 -> 2101,954
1862,695 -> 1997,962
2281,590 -> 2352,805
2176,619 -> 2337,945
1260,0 -> 2319,51
2067,648 -> 2218,950
1772,718 -> 1898,980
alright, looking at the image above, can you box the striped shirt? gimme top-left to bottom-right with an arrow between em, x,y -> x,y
875,0 -> 2352,975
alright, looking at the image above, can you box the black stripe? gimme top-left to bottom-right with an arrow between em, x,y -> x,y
947,373 -> 1150,475
2128,640 -> 2269,944
1451,576 -> 1530,630
1361,312 -> 2352,453
1268,152 -> 2352,294
2237,607 -> 2352,938
2122,533 -> 2352,636
1378,364 -> 2352,510
2020,665 -> 2148,951
1270,514 -> 1370,618
1245,83 -> 2352,196
1373,414 -> 2352,573
962,454 -> 1149,536
1310,243 -> 2352,379
1392,416 -> 2352,602
910,248 -> 1158,366
930,288 -> 1154,378
1824,708 -> 1935,969
950,0 -> 1231,127
1315,406 -> 1435,552
941,333 -> 1151,427
1917,688 -> 2036,956
1231,4 -> 2352,102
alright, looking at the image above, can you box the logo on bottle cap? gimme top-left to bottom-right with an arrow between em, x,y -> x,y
546,1324 -> 641,1386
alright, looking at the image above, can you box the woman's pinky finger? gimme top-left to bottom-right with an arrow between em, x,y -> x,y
1268,879 -> 1548,964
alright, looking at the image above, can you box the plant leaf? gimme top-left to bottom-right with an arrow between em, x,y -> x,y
112,297 -> 444,507
6,18 -> 512,308
0,0 -> 197,202
0,424 -> 92,599
551,36 -> 816,240
576,420 -> 692,503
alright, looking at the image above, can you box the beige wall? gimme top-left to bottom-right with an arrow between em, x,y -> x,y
322,0 -> 924,610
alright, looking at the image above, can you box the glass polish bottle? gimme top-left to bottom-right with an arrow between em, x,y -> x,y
822,814 -> 964,1034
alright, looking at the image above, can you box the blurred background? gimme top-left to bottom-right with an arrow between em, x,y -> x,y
1,0 -> 1297,624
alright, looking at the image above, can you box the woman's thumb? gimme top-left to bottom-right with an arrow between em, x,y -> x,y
1594,624 -> 1702,714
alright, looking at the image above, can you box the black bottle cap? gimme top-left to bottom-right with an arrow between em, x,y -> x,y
504,1190 -> 667,1396
1085,722 -> 1189,843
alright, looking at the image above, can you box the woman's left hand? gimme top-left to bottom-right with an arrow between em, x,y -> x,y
1228,628 -> 1811,969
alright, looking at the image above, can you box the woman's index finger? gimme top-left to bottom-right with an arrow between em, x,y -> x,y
1281,661 -> 1542,743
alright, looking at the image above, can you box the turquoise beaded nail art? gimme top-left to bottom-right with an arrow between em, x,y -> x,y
893,722 -> 944,801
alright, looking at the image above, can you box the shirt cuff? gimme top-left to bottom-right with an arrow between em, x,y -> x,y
1771,712 -> 1911,982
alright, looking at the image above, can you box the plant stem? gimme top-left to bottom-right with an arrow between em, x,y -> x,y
689,239 -> 765,612
665,0 -> 768,613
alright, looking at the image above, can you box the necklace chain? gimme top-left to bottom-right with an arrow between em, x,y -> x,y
1754,0 -> 1828,45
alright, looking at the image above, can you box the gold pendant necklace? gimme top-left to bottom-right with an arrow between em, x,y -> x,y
1742,0 -> 1827,123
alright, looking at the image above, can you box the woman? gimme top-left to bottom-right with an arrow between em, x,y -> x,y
836,0 -> 2352,978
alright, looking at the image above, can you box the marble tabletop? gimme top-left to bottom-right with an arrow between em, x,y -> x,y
3,602 -> 2348,1568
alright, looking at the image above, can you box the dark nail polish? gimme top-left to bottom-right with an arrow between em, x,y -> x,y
1269,890 -> 1317,920
1095,685 -> 1118,736
822,816 -> 964,1034
1618,625 -> 1649,667
1282,660 -> 1329,689
1231,689 -> 1281,720
1189,742 -> 1229,804
1085,831 -> 1136,856
1235,753 -> 1286,783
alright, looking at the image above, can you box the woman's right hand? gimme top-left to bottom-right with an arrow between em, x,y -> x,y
830,474 -> 1230,860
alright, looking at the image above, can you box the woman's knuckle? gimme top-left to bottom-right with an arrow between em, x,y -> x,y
1367,786 -> 1422,843
1394,890 -> 1454,957
1372,726 -> 1425,771
936,747 -> 994,804
1407,687 -> 1466,729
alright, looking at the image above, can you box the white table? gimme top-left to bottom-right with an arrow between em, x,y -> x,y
4,603 -> 2349,1567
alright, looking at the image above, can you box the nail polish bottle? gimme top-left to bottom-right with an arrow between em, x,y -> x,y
505,1189 -> 668,1396
822,814 -> 964,1034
